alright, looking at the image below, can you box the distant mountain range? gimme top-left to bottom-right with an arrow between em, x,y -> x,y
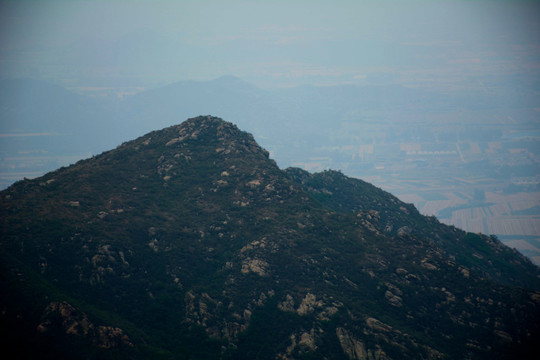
0,78 -> 123,157
3,75 -> 535,172
1,116 -> 539,359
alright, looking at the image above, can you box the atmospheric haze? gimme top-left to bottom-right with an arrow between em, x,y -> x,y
1,0 -> 539,90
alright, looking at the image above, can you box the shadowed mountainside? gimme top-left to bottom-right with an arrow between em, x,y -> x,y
1,116 -> 539,359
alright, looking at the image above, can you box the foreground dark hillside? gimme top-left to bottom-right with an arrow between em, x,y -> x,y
1,116 -> 539,359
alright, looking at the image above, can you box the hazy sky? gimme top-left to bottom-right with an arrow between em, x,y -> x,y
1,0 -> 539,90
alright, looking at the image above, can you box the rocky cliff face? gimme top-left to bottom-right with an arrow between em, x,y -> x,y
1,116 -> 539,359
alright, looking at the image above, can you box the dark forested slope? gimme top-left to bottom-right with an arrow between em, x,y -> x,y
1,116 -> 539,359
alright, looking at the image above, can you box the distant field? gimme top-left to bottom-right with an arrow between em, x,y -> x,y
408,190 -> 540,265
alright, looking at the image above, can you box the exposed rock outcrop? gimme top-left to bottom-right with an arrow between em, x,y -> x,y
37,301 -> 132,349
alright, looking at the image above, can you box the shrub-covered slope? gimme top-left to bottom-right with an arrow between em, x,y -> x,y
1,116 -> 539,359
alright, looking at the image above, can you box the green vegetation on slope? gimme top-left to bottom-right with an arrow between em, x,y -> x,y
1,116 -> 539,359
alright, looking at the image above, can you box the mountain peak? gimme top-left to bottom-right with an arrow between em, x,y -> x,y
166,115 -> 259,149
142,115 -> 272,174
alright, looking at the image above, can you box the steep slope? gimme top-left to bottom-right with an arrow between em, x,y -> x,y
285,168 -> 540,290
1,116 -> 539,360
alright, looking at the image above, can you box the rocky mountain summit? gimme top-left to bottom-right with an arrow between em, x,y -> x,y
1,116 -> 539,359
